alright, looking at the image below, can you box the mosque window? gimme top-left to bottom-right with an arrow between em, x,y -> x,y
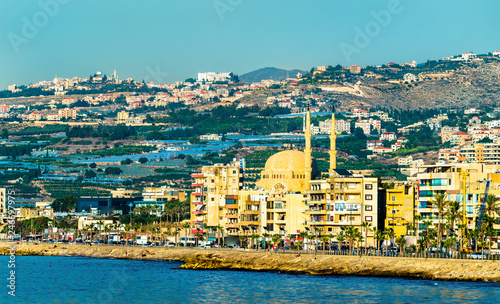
365,216 -> 372,222
365,194 -> 372,200
365,184 -> 373,190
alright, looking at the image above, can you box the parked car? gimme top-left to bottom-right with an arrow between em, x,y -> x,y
165,242 -> 176,248
470,252 -> 487,259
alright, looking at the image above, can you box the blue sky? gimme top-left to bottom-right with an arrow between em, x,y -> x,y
0,0 -> 498,89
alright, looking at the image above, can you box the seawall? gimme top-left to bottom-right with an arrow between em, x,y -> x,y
2,244 -> 500,282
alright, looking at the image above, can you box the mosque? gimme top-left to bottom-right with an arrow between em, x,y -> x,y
191,108 -> 381,245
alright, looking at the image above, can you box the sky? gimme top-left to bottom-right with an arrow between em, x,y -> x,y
0,0 -> 498,89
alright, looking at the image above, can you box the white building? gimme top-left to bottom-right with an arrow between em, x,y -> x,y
462,52 -> 477,61
197,72 -> 231,82
403,73 -> 417,82
380,132 -> 397,141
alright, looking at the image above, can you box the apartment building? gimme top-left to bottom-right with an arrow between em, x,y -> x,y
58,108 -> 77,119
319,119 -> 351,134
385,183 -> 415,236
142,186 -> 186,202
306,172 -> 381,245
190,162 -> 244,235
416,163 -> 500,232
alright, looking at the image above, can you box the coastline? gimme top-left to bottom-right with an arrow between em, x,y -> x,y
3,243 -> 500,282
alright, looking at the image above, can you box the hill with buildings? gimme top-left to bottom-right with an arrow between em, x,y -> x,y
239,67 -> 306,84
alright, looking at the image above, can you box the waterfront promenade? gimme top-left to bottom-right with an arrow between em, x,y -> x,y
2,243 -> 500,282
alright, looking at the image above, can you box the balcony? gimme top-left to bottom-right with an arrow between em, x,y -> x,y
225,213 -> 238,219
307,209 -> 327,214
247,200 -> 260,205
191,210 -> 206,215
192,183 -> 204,187
225,204 -> 238,209
242,210 -> 259,215
191,220 -> 204,224
192,201 -> 204,205
225,223 -> 239,229
191,173 -> 204,178
274,219 -> 286,225
240,221 -> 260,226
192,192 -> 202,196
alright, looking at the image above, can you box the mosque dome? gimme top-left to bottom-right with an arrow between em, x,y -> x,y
264,150 -> 306,174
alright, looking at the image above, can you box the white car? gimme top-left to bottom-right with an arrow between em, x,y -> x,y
165,242 -> 176,248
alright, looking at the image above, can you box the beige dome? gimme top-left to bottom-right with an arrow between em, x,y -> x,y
256,150 -> 307,192
265,150 -> 306,173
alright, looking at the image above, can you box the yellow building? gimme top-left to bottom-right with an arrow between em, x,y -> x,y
417,163 -> 500,232
142,186 -> 186,202
190,108 -> 384,246
385,183 -> 415,237
117,110 -> 130,123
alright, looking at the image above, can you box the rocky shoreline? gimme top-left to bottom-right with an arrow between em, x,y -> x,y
2,243 -> 500,282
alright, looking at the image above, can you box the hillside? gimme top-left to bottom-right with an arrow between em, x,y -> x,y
238,57 -> 500,110
240,67 -> 306,84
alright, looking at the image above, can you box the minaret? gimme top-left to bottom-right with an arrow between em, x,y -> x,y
329,106 -> 337,174
304,106 -> 312,190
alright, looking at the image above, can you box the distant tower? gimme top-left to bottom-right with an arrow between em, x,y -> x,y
329,106 -> 337,174
304,106 -> 312,190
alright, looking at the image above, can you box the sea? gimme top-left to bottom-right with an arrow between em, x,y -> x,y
1,256 -> 499,303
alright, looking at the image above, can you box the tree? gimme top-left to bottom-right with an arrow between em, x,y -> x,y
105,167 -> 122,175
84,169 -> 96,178
336,231 -> 346,252
1,129 -> 9,139
138,157 -> 148,164
430,193 -> 451,250
51,195 -> 77,212
89,162 -> 97,169
354,127 -> 366,139
395,235 -> 406,253
361,221 -> 372,253
215,225 -> 224,248
121,158 -> 133,165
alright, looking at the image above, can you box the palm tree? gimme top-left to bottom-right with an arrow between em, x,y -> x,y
336,231 -> 346,252
355,231 -> 363,255
306,235 -> 315,253
484,194 -> 500,217
181,223 -> 190,247
395,235 -> 406,254
383,228 -> 394,253
172,231 -> 179,246
327,233 -> 335,252
361,221 -> 372,253
298,231 -> 308,251
262,233 -> 270,249
250,234 -> 260,250
321,236 -> 330,254
214,225 -> 224,248
430,193 -> 451,250
272,235 -> 281,250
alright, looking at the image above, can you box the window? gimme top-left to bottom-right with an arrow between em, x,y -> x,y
211,197 -> 215,201
365,184 -> 373,190
365,205 -> 372,211
365,216 -> 372,222
365,194 -> 372,200
391,196 -> 396,201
